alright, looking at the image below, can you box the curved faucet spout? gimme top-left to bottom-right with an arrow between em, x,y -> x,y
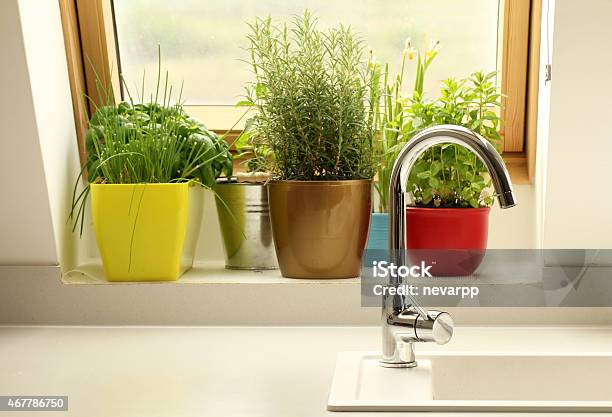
389,124 -> 517,262
381,124 -> 517,368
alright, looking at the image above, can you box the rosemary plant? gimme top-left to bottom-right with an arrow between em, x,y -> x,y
242,11 -> 377,180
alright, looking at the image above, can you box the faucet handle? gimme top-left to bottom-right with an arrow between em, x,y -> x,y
392,308 -> 454,345
381,308 -> 454,368
414,310 -> 454,345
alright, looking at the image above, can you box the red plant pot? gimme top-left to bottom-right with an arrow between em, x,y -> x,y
405,207 -> 490,277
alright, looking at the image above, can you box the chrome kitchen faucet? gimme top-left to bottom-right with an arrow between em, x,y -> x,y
381,124 -> 517,368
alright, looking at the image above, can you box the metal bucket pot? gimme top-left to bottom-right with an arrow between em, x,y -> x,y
214,180 -> 278,270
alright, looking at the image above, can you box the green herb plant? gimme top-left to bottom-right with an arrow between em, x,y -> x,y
232,116 -> 274,174
373,40 -> 502,211
85,103 -> 232,184
404,70 -> 501,208
70,48 -> 233,234
241,10 -> 378,180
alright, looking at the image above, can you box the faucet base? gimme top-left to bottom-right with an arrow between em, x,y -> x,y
379,360 -> 417,368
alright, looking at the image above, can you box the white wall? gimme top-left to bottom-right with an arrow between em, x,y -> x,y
489,184 -> 535,249
541,0 -> 612,249
0,0 -> 81,267
0,0 -> 59,265
17,0 -> 82,268
534,0 -> 554,249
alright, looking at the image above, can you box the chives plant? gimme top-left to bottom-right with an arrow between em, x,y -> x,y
70,48 -> 233,234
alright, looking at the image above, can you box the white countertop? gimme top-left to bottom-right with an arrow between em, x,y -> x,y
1,326 -> 612,417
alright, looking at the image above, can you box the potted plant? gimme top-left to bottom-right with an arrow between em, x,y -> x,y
368,38 -> 438,253
403,70 -> 501,276
213,118 -> 279,270
243,11 -> 377,279
71,53 -> 232,281
368,39 -> 503,276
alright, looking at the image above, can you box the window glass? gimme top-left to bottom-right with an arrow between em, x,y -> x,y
113,0 -> 500,105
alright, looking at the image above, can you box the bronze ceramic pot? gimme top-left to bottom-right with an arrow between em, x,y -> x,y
267,180 -> 372,279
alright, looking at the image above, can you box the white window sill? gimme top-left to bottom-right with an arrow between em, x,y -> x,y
61,261 -> 361,285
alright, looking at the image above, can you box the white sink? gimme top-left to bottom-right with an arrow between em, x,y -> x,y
328,351 -> 612,412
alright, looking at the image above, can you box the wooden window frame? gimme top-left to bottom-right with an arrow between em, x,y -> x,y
500,0 -> 542,184
60,0 -> 541,184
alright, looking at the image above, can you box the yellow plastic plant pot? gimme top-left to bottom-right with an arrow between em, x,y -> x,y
90,183 -> 203,281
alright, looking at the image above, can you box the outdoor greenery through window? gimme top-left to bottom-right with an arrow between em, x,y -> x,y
112,0 -> 501,106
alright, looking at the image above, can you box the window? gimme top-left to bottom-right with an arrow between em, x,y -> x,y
113,0 -> 499,106
61,0 -> 539,183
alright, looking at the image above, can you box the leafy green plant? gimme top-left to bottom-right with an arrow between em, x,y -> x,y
404,71 -> 501,208
241,10 -> 377,180
83,96 -> 232,186
232,116 -> 274,174
85,102 -> 232,185
373,40 -> 501,211
70,48 -> 233,234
